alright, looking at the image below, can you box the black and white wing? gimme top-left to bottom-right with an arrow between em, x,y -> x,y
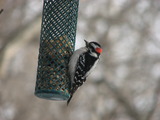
68,47 -> 87,84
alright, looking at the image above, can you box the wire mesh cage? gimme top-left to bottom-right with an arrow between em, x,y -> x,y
35,0 -> 79,100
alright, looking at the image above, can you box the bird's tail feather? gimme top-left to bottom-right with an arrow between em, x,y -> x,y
67,84 -> 78,106
67,95 -> 72,106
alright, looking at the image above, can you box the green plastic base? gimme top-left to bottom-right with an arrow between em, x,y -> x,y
35,90 -> 70,101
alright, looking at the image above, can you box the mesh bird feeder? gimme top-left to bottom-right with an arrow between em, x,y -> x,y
35,0 -> 79,100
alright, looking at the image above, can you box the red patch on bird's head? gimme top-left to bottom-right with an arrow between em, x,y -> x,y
95,48 -> 102,54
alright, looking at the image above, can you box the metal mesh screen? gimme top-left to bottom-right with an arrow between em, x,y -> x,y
35,0 -> 79,100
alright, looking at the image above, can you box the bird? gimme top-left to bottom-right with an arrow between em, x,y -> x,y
67,40 -> 102,105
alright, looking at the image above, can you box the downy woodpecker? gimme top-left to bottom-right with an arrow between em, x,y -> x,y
67,40 -> 102,105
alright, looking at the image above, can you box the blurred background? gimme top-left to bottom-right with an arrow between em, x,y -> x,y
1,0 -> 160,120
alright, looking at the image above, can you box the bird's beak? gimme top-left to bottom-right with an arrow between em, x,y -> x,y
84,39 -> 89,47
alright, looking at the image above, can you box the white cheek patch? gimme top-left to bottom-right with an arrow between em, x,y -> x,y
90,52 -> 98,58
90,43 -> 97,49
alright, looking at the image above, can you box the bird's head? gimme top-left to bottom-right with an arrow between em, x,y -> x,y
84,40 -> 102,57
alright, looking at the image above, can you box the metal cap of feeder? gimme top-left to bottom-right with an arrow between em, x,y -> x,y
35,0 -> 79,100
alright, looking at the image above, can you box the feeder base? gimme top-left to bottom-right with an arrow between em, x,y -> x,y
35,90 -> 70,101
